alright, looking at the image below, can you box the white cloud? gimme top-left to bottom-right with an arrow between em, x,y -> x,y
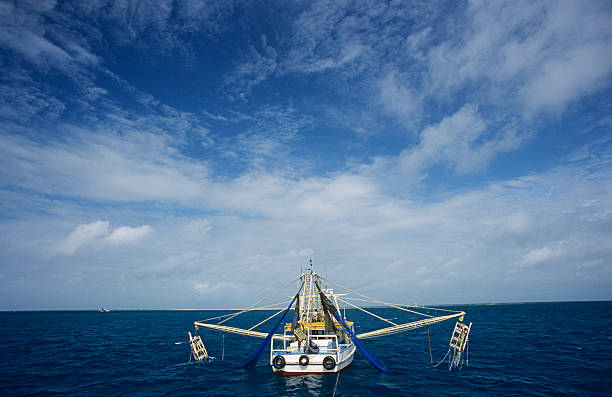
521,43 -> 612,113
193,281 -> 242,297
397,104 -> 521,178
521,245 -> 563,268
1,0 -> 611,310
181,219 -> 213,240
286,249 -> 314,258
504,212 -> 532,235
0,131 -> 209,202
3,142 -> 611,307
57,220 -> 153,255
219,104 -> 312,171
223,44 -> 278,100
0,2 -> 99,75
379,71 -> 422,129
105,225 -> 153,245
58,220 -> 109,255
425,0 -> 612,114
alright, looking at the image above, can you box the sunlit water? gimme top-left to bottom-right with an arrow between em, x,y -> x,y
2,302 -> 611,395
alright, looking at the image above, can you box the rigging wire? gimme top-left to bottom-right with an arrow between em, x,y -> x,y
341,297 -> 463,316
199,300 -> 292,323
186,348 -> 193,368
415,305 -> 463,313
427,325 -> 433,365
321,276 -> 435,318
337,297 -> 397,326
247,307 -> 286,331
432,347 -> 451,368
356,312 -> 464,339
217,277 -> 300,325
332,369 -> 341,397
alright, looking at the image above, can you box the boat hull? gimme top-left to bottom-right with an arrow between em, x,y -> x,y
271,344 -> 355,375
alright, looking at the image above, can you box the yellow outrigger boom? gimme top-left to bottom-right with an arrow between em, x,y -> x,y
194,321 -> 292,340
189,260 -> 472,372
357,312 -> 466,339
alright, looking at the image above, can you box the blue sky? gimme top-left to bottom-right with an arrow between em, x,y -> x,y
1,0 -> 611,310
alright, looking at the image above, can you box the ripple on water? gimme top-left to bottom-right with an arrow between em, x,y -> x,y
1,302 -> 612,396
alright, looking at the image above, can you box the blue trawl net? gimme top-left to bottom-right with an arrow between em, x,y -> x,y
291,293 -> 300,331
239,290 -> 300,368
315,279 -> 386,372
306,338 -> 319,354
333,311 -> 387,372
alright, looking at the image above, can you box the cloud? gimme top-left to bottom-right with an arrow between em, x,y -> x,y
70,0 -> 233,55
521,245 -> 563,268
57,220 -> 109,255
521,43 -> 612,113
57,220 -> 153,255
425,0 -> 612,114
0,130 -> 209,202
379,71 -> 422,129
1,0 -> 611,310
105,225 -> 153,245
0,83 -> 66,121
181,219 -> 213,240
0,1 -> 99,75
218,104 -> 312,172
223,42 -> 278,100
397,104 -> 522,178
2,139 -> 611,307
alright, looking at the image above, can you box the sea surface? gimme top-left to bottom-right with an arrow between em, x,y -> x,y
1,301 -> 611,396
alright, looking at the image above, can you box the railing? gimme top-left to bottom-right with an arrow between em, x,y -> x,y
270,334 -> 350,365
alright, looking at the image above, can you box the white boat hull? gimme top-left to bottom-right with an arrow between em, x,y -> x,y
271,344 -> 355,375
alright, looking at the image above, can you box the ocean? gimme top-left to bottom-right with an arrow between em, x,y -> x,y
1,301 -> 611,396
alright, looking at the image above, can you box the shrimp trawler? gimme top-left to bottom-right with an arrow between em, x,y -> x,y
189,260 -> 471,374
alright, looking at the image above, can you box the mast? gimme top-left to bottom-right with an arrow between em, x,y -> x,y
300,259 -> 322,324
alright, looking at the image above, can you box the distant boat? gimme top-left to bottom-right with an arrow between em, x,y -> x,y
98,308 -> 110,313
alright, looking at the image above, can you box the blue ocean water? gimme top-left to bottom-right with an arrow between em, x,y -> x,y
1,301 -> 611,396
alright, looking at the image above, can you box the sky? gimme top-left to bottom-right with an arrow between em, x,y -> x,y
0,0 -> 611,310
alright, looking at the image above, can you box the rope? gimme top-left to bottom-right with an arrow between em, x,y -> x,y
337,297 -> 397,326
199,300 -> 292,322
239,282 -> 304,368
332,370 -> 341,397
432,347 -> 451,368
321,277 -> 434,318
427,325 -> 433,365
416,305 -> 464,313
247,307 -> 286,331
218,278 -> 299,325
356,312 -> 465,339
451,349 -> 459,371
341,297 -> 464,316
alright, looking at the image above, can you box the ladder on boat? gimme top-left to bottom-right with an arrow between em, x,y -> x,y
188,331 -> 208,361
449,320 -> 471,369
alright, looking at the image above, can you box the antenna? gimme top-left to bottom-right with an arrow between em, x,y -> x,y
325,263 -> 328,289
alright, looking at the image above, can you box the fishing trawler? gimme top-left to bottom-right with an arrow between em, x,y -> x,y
269,269 -> 356,374
190,260 -> 471,373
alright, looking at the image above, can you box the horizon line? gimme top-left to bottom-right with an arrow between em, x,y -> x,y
1,299 -> 610,312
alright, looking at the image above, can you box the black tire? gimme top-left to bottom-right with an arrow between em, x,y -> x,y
299,355 -> 309,366
323,356 -> 336,370
272,355 -> 286,369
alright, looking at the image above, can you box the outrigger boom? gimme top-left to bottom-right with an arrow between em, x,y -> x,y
189,260 -> 471,373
